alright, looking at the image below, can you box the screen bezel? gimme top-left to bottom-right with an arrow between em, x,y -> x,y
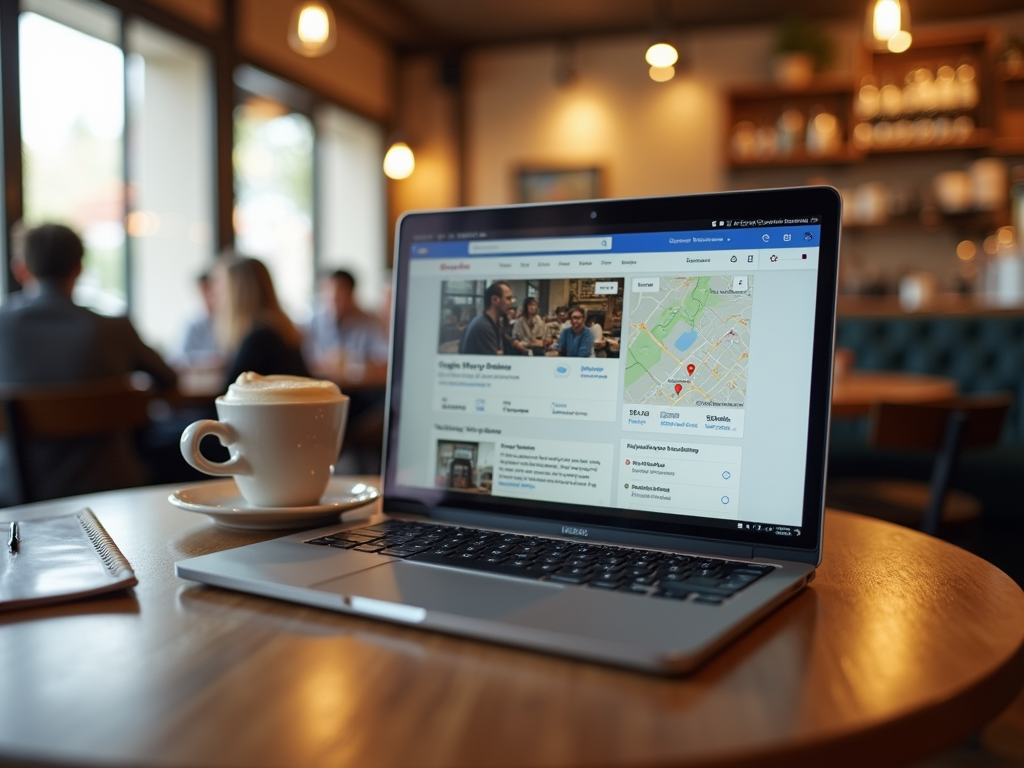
382,186 -> 840,559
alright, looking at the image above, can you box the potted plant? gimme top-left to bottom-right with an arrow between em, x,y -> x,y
772,17 -> 833,89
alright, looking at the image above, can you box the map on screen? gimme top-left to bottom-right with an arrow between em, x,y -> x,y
623,275 -> 752,409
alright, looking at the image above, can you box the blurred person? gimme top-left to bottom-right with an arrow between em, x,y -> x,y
556,306 -> 571,330
0,223 -> 177,505
553,306 -> 594,358
546,306 -> 565,341
304,269 -> 390,474
213,256 -> 309,389
305,269 -> 388,386
377,271 -> 393,339
174,270 -> 222,369
512,296 -> 549,354
586,311 -> 606,355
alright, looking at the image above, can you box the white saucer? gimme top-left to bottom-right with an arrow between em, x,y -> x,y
169,477 -> 380,530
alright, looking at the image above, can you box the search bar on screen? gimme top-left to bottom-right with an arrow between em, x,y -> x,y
467,237 -> 612,255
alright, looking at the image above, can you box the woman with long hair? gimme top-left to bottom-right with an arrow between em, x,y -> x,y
511,295 -> 549,354
213,255 -> 309,387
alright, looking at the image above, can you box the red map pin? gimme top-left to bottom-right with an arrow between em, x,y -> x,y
674,383 -> 682,395
686,364 -> 696,376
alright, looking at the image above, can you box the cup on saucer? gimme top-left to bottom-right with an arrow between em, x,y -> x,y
180,372 -> 349,508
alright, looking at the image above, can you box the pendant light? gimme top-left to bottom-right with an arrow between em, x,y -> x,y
869,0 -> 912,53
288,1 -> 337,58
383,141 -> 415,180
645,0 -> 677,82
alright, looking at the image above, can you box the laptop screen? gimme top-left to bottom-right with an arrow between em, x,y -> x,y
384,187 -> 840,557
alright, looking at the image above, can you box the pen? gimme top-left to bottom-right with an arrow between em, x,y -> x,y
8,521 -> 19,553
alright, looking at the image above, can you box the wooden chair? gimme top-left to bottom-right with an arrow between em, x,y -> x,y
0,378 -> 152,506
826,393 -> 1012,539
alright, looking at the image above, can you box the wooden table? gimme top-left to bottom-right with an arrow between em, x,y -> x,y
831,370 -> 959,418
1,486 -> 1023,768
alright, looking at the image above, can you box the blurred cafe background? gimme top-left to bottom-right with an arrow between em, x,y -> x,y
1,1 -> 1023,576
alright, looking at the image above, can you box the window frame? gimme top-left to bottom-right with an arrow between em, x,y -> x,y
0,0 -> 387,314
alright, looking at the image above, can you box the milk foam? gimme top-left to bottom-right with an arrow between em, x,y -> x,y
222,372 -> 343,404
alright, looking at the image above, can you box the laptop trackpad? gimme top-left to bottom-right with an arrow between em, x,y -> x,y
311,561 -> 563,620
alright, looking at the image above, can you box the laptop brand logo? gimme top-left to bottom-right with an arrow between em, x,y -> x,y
561,526 -> 589,538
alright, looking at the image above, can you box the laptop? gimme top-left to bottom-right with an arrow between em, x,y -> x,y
176,186 -> 841,674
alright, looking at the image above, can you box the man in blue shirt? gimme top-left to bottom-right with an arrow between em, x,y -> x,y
174,271 -> 222,368
554,306 -> 594,357
305,269 -> 390,384
304,269 -> 390,473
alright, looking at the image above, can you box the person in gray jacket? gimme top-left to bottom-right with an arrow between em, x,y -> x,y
0,223 -> 177,506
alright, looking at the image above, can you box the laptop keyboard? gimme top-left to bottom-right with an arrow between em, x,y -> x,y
305,520 -> 774,604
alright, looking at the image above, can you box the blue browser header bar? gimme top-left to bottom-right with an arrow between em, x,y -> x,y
410,226 -> 821,258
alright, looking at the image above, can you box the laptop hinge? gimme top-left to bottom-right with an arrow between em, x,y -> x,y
752,544 -> 818,565
394,504 -> 756,560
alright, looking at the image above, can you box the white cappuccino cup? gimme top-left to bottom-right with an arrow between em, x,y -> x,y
180,373 -> 349,507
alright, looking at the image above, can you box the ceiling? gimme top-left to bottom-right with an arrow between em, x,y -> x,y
330,0 -> 1024,52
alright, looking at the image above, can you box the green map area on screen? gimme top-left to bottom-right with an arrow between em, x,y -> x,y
624,275 -> 752,408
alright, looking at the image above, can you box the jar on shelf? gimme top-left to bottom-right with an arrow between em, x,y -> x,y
776,109 -> 805,155
807,109 -> 841,156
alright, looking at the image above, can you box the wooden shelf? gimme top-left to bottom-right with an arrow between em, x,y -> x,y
729,77 -> 855,101
995,61 -> 1024,155
726,26 -> 1024,174
993,136 -> 1024,155
729,148 -> 862,168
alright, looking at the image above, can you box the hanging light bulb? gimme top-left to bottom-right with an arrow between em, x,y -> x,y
869,0 -> 911,52
383,142 -> 415,180
872,0 -> 901,43
288,1 -> 337,57
645,42 -> 678,69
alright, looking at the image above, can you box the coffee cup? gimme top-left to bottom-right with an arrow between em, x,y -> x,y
180,373 -> 349,507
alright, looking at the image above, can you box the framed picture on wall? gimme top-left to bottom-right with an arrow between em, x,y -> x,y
517,167 -> 603,203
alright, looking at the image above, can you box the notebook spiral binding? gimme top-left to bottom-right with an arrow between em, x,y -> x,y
78,509 -> 133,579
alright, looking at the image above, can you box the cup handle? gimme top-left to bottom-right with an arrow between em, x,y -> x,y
179,420 -> 252,477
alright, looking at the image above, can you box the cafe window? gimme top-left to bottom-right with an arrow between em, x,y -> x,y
126,20 -> 215,356
233,68 -> 315,322
439,280 -> 487,347
16,0 -> 216,356
233,68 -> 386,322
315,103 -> 386,311
6,2 -> 386,345
20,0 -> 126,315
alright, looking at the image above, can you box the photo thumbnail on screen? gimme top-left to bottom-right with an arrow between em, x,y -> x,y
437,277 -> 624,358
436,440 -> 494,494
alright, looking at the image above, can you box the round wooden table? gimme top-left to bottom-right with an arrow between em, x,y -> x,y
831,370 -> 959,418
1,485 -> 1023,768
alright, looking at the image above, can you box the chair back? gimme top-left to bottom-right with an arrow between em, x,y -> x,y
866,393 -> 1012,535
0,378 -> 152,505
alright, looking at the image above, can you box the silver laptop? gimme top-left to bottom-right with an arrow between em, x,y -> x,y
176,186 -> 841,674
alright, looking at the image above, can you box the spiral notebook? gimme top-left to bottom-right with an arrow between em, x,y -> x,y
1,509 -> 137,611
